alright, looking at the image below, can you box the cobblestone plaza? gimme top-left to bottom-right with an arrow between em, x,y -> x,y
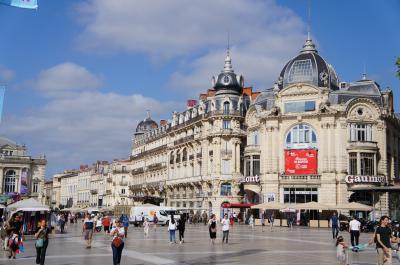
0,223 -> 387,265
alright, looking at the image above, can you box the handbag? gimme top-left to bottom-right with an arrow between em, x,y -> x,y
35,238 -> 44,248
112,237 -> 123,248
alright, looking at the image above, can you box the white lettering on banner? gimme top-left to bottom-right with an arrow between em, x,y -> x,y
345,175 -> 387,184
240,175 -> 260,183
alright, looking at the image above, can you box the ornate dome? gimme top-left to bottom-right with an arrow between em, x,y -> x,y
277,36 -> 339,90
212,50 -> 244,95
135,113 -> 158,133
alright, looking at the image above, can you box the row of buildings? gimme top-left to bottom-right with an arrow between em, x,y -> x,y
43,35 -> 400,220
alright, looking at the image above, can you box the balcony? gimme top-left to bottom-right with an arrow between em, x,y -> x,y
210,128 -> 246,137
106,177 -> 113,183
173,135 -> 194,146
279,174 -> 321,184
90,189 -> 98,195
347,141 -> 378,151
221,150 -> 232,159
148,162 -> 166,171
105,189 -> 112,195
132,167 -> 144,175
119,181 -> 129,186
113,168 -> 129,174
244,145 -> 261,154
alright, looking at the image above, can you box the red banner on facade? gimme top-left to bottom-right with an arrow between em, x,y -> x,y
285,149 -> 317,175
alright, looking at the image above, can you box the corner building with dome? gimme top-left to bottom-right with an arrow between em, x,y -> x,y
130,51 -> 259,218
245,36 -> 400,221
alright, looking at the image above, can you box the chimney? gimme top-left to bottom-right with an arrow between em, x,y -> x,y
186,99 -> 197,108
160,120 -> 167,127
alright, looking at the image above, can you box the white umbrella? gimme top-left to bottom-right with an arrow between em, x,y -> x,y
251,201 -> 286,210
291,201 -> 333,210
281,207 -> 296,213
331,202 -> 372,211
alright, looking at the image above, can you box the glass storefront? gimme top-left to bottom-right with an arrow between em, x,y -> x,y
283,187 -> 318,203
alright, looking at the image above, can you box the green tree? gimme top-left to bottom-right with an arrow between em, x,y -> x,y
396,57 -> 400,79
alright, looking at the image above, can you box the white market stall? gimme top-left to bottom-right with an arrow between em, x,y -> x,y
6,198 -> 50,234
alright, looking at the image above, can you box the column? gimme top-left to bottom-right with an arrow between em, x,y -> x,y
357,152 -> 361,175
236,141 -> 240,173
0,168 -> 3,193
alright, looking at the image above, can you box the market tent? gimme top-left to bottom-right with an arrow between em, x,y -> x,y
331,202 -> 372,211
251,201 -> 286,210
291,201 -> 333,210
6,198 -> 49,212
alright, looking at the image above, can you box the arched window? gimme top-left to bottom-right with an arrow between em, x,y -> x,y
182,148 -> 187,162
4,170 -> 16,193
220,182 -> 232,196
223,101 -> 230,114
285,124 -> 317,149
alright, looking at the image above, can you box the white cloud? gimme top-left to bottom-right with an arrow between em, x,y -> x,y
0,65 -> 15,82
34,62 -> 102,97
75,0 -> 308,95
0,63 -> 177,175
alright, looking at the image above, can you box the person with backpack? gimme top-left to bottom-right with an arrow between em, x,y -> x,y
35,219 -> 51,265
177,214 -> 186,244
208,214 -> 217,245
168,215 -> 177,244
110,219 -> 125,265
82,214 -> 95,248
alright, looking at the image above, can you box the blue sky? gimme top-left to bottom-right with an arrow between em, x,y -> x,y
0,0 -> 398,177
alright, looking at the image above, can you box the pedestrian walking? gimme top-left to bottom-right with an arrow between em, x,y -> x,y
229,213 -> 234,227
348,216 -> 361,250
221,213 -> 230,244
110,219 -> 125,265
261,212 -> 266,232
248,214 -> 254,230
143,218 -> 149,237
202,211 -> 208,225
269,212 -> 275,232
168,215 -> 177,244
103,215 -> 111,234
59,215 -> 66,234
376,215 -> 399,265
153,213 -> 158,231
336,235 -> 349,265
177,214 -> 186,244
120,214 -> 129,238
331,212 -> 339,239
8,229 -> 19,259
35,219 -> 51,265
82,214 -> 95,248
208,214 -> 217,245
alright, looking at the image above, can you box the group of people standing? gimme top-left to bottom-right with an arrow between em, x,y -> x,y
331,213 -> 400,265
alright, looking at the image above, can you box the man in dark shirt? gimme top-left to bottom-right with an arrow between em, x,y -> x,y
376,215 -> 398,265
330,212 -> 339,239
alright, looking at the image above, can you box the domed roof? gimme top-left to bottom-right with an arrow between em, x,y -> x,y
277,36 -> 339,91
212,50 -> 244,95
135,113 -> 158,133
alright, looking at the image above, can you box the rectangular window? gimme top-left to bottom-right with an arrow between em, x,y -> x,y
283,187 -> 318,204
223,120 -> 231,129
360,153 -> 374,175
349,152 -> 358,175
284,101 -> 316,113
350,124 -> 372,142
33,182 -> 39,193
121,189 -> 125,194
245,157 -> 251,177
253,155 -> 260,176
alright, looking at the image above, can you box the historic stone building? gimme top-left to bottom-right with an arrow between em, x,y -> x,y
0,137 -> 46,203
244,36 -> 400,218
130,51 -> 259,217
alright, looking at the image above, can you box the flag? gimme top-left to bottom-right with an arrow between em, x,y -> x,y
0,0 -> 37,9
0,86 -> 4,122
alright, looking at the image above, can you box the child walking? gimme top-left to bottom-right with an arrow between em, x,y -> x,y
143,218 -> 149,237
336,236 -> 348,265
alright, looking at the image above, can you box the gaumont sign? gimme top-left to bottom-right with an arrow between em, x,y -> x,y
240,176 -> 260,183
345,175 -> 387,184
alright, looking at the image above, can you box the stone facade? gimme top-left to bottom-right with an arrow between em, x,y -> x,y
0,137 -> 47,203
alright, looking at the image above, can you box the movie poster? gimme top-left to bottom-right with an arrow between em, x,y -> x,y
20,168 -> 28,195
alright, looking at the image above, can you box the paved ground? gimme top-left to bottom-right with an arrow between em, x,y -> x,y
0,222 -> 396,265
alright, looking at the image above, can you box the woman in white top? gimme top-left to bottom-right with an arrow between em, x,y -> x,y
110,220 -> 125,265
168,215 -> 177,244
221,213 -> 230,244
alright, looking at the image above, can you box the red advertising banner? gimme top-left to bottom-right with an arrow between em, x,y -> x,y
285,149 -> 317,175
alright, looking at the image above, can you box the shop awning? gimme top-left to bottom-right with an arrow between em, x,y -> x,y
243,184 -> 261,194
222,203 -> 254,208
348,186 -> 400,192
291,201 -> 333,210
251,202 -> 286,210
330,202 -> 372,211
6,198 -> 49,212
